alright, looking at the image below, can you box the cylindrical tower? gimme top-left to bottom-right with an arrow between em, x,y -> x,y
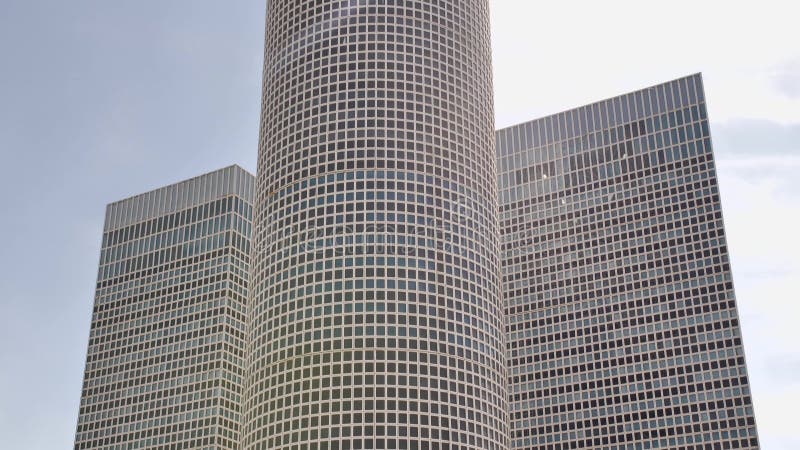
243,1 -> 507,449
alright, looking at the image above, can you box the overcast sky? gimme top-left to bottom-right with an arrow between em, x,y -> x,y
0,1 -> 797,448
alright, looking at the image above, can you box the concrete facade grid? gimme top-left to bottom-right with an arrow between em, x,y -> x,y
74,166 -> 255,450
497,75 -> 760,450
243,1 -> 508,449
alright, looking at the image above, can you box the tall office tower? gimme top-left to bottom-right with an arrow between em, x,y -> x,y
74,166 -> 255,450
497,74 -> 760,450
243,1 -> 507,449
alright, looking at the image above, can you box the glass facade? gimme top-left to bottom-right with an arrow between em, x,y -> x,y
243,1 -> 508,449
74,166 -> 254,449
497,75 -> 760,450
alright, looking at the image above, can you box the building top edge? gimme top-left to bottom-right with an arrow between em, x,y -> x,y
495,73 -> 704,153
103,165 -> 255,231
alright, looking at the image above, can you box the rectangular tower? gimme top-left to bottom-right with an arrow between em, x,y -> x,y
497,75 -> 760,449
74,165 -> 254,450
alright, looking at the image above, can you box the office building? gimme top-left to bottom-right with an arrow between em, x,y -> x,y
242,1 -> 508,449
74,166 -> 255,449
72,4 -> 763,449
497,75 -> 760,449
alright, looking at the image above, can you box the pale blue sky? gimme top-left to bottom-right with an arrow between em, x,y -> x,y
0,1 -> 797,448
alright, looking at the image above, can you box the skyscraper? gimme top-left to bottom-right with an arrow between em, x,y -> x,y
497,75 -> 760,449
71,6 -> 763,449
74,166 -> 254,450
243,1 -> 508,449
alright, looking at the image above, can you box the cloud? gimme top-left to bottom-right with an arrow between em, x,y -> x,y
772,58 -> 800,99
712,119 -> 800,156
750,389 -> 800,450
765,358 -> 800,385
712,120 -> 800,449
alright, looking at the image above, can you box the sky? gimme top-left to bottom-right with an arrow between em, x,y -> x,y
0,0 -> 797,448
